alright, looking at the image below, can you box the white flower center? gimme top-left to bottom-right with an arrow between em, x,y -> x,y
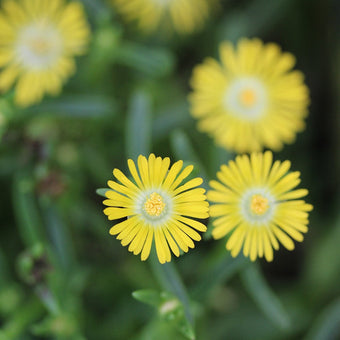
240,188 -> 276,226
15,21 -> 63,71
135,189 -> 173,227
223,77 -> 268,121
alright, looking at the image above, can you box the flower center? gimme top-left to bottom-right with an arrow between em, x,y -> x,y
29,38 -> 51,55
239,88 -> 256,107
224,77 -> 268,121
15,22 -> 63,70
144,192 -> 166,217
250,194 -> 269,215
240,188 -> 275,226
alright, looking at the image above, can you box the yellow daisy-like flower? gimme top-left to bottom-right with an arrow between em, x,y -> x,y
208,151 -> 313,262
189,38 -> 310,153
111,0 -> 214,35
0,0 -> 90,107
103,154 -> 209,264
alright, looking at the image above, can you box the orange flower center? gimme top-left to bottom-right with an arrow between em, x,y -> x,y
144,192 -> 166,216
239,88 -> 256,107
250,194 -> 269,215
29,38 -> 51,55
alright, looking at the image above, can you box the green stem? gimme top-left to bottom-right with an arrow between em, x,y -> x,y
192,254 -> 249,301
150,252 -> 193,326
240,262 -> 291,331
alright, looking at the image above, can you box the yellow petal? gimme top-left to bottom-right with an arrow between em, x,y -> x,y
163,227 -> 180,257
249,228 -> 258,261
170,165 -> 194,190
109,216 -> 138,235
137,155 -> 150,187
176,215 -> 207,232
141,228 -> 154,261
173,177 -> 203,195
128,159 -> 143,188
163,160 -> 183,189
103,207 -> 133,220
271,225 -> 295,250
113,168 -> 139,191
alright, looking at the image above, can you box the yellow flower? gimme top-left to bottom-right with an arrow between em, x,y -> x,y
111,0 -> 214,35
0,0 -> 90,107
103,154 -> 209,264
189,38 -> 310,153
208,151 -> 313,262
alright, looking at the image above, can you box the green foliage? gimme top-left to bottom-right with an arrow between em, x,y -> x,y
240,263 -> 291,331
0,0 -> 338,339
132,290 -> 195,340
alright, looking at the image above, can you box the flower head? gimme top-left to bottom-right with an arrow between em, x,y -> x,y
0,0 -> 90,107
189,38 -> 310,153
103,154 -> 209,264
111,0 -> 215,35
208,151 -> 313,262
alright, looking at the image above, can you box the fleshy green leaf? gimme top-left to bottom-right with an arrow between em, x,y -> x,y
25,95 -> 115,118
305,298 -> 340,340
193,253 -> 249,301
114,42 -> 175,77
96,188 -> 112,198
241,263 -> 291,330
170,129 -> 209,184
12,172 -> 44,247
126,91 -> 152,160
152,101 -> 191,140
132,289 -> 162,308
133,289 -> 195,340
218,0 -> 294,41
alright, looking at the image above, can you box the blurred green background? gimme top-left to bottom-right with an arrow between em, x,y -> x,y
0,0 -> 339,339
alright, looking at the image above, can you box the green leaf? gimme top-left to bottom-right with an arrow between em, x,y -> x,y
31,313 -> 80,338
12,171 -> 45,247
193,254 -> 249,301
39,203 -> 76,272
1,297 -> 43,339
0,330 -> 9,340
218,0 -> 294,41
133,289 -> 195,340
208,144 -> 234,177
240,263 -> 291,330
0,249 -> 9,286
96,188 -> 112,198
304,215 -> 340,300
126,91 -> 152,160
132,289 -> 162,308
114,42 -> 175,77
0,285 -> 23,316
79,0 -> 108,16
305,298 -> 340,340
152,101 -> 191,140
150,255 -> 193,327
170,129 -> 209,183
35,285 -> 60,315
25,95 -> 116,118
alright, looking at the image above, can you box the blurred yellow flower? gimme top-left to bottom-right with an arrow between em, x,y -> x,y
189,38 -> 310,153
103,154 -> 209,264
208,151 -> 312,262
112,0 -> 215,34
0,0 -> 90,107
